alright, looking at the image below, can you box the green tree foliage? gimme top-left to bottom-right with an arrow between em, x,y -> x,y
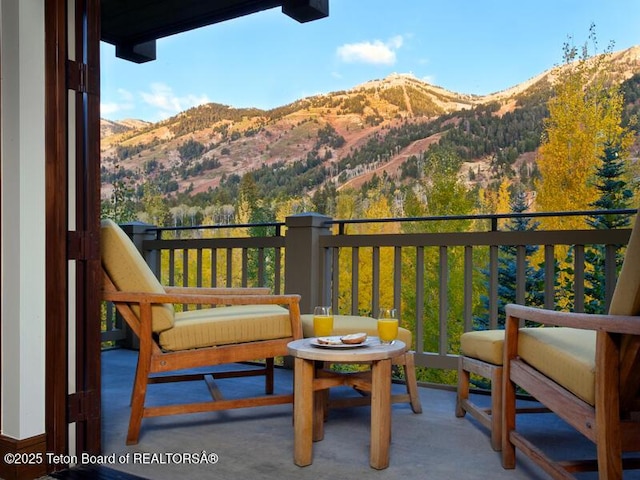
315,123 -> 345,149
138,182 -> 169,226
247,205 -> 278,289
177,139 -> 206,161
236,173 -> 259,224
475,191 -> 545,330
166,103 -> 265,137
101,167 -> 137,223
583,143 -> 633,313
399,145 -> 476,384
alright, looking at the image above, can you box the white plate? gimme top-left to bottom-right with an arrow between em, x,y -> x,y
309,336 -> 372,349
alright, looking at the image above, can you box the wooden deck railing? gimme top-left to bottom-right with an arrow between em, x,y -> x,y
102,210 -> 636,375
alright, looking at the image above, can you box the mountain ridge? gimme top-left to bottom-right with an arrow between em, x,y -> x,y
101,45 -> 640,202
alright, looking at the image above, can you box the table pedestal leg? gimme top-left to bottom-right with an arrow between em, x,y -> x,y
313,389 -> 328,441
370,358 -> 392,469
294,357 -> 314,466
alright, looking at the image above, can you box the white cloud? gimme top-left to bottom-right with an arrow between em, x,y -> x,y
337,35 -> 404,66
100,102 -> 126,116
140,83 -> 210,120
100,88 -> 135,118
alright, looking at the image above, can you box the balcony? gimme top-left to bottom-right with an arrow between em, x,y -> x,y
99,209 -> 637,479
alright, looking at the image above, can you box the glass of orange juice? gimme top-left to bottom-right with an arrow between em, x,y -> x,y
377,308 -> 399,345
313,306 -> 334,337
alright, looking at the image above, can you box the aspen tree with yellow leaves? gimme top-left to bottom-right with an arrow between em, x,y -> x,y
535,26 -> 634,230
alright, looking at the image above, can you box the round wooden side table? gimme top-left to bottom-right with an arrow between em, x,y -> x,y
287,337 -> 406,470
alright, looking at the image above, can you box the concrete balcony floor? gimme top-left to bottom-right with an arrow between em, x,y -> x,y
98,348 -> 636,480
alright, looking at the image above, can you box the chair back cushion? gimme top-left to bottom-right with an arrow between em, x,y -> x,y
608,211 -> 640,403
101,219 -> 175,332
609,212 -> 640,316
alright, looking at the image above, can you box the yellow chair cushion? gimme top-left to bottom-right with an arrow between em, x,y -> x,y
159,304 -> 292,351
300,314 -> 412,347
519,327 -> 596,406
101,219 -> 175,333
461,327 -> 595,405
460,329 -> 507,365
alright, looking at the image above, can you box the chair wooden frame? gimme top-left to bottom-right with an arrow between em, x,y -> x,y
456,355 -> 504,451
502,304 -> 640,479
102,270 -> 302,445
456,335 -> 548,451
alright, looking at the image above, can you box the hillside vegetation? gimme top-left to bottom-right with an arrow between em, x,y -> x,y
101,46 -> 640,225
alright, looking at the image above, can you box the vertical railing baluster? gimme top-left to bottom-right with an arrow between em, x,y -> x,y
574,245 -> 585,313
463,245 -> 473,332
516,245 -> 526,305
438,245 -> 448,355
182,249 -> 189,287
226,248 -> 233,287
605,244 -> 617,311
241,248 -> 248,288
331,247 -> 339,311
544,245 -> 555,310
274,246 -> 282,294
393,246 -> 402,321
169,249 -> 175,286
489,245 -> 498,329
415,246 -> 425,355
196,248 -> 203,309
258,248 -> 265,287
196,249 -> 203,287
182,249 -> 189,310
372,246 -> 380,317
210,248 -> 217,287
275,224 -> 282,294
351,247 -> 359,315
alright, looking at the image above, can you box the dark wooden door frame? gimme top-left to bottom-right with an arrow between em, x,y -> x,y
45,0 -> 70,460
45,0 -> 102,467
70,0 -> 102,455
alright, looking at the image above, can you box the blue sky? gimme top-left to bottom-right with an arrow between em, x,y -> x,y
100,0 -> 640,123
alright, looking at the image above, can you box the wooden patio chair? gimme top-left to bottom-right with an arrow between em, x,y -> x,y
100,219 -> 302,444
502,211 -> 640,479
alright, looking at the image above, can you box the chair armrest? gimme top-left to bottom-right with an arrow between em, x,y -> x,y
505,303 -> 640,335
104,289 -> 300,308
164,286 -> 271,296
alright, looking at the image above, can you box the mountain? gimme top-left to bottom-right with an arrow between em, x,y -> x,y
101,46 -> 640,203
101,118 -> 151,139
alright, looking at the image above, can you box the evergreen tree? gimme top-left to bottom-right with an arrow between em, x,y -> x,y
583,143 -> 633,313
587,144 -> 634,230
475,191 -> 545,329
247,205 -> 277,288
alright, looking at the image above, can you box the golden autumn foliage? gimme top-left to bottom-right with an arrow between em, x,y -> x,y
535,31 -> 634,230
